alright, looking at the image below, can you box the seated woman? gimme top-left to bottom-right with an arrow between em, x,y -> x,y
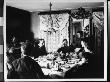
6,44 -> 16,74
64,33 -> 94,78
7,42 -> 45,79
64,52 -> 94,78
38,39 -> 47,55
33,39 -> 47,58
10,36 -> 21,59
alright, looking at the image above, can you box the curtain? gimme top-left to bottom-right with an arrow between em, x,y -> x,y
39,13 -> 69,52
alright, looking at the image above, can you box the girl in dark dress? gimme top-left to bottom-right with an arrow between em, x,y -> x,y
7,42 -> 45,79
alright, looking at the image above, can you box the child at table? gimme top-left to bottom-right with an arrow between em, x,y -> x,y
7,42 -> 45,79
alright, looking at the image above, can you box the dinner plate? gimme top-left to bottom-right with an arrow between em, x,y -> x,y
64,64 -> 70,68
67,61 -> 75,64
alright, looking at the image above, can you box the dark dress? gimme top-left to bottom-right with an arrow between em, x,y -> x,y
7,56 -> 45,79
38,45 -> 47,56
11,42 -> 21,59
12,47 -> 21,59
33,45 -> 47,58
64,52 -> 96,78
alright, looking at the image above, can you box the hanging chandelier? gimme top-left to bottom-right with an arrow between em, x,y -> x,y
49,2 -> 53,27
47,2 -> 56,34
71,7 -> 92,19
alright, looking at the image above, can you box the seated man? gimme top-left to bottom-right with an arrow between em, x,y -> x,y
7,42 -> 45,79
57,39 -> 69,54
75,31 -> 83,48
73,31 -> 91,56
69,35 -> 76,52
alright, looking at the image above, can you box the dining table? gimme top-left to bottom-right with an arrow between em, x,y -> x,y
34,52 -> 85,78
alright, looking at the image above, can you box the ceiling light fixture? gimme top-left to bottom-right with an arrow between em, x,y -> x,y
47,2 -> 57,34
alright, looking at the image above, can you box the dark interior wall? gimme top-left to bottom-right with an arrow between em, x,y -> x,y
6,6 -> 33,43
0,0 -> 3,17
